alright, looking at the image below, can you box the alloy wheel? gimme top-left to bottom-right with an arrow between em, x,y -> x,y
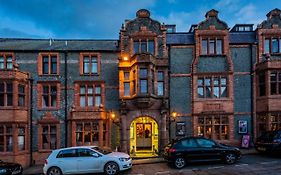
105,162 -> 119,175
174,157 -> 186,169
225,153 -> 236,164
47,167 -> 62,175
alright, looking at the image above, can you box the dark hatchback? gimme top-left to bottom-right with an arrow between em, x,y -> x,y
255,130 -> 281,154
163,137 -> 241,169
0,160 -> 23,175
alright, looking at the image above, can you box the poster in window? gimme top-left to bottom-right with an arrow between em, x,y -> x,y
176,122 -> 185,136
238,120 -> 248,134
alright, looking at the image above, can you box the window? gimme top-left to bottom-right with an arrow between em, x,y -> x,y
57,149 -> 77,158
80,53 -> 100,75
0,125 -> 13,152
140,68 -> 148,94
18,127 -> 25,151
77,148 -> 96,157
124,72 -> 130,97
201,38 -> 223,55
198,116 -> 229,140
42,125 -> 57,149
76,122 -> 99,146
133,39 -> 155,55
151,70 -> 155,94
270,114 -> 281,131
39,53 -> 59,75
197,76 -> 227,98
0,54 -> 13,70
270,71 -> 281,95
132,70 -> 136,95
0,82 -> 13,106
197,138 -> 216,148
157,71 -> 164,96
79,84 -> 102,107
259,73 -> 266,96
264,38 -> 281,54
42,85 -> 57,108
18,84 -> 25,107
179,139 -> 197,148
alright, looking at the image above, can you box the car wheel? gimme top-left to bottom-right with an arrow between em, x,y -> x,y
225,153 -> 237,164
104,162 -> 119,175
174,157 -> 186,169
47,167 -> 62,175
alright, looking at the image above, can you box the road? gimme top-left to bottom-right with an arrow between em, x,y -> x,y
122,154 -> 281,175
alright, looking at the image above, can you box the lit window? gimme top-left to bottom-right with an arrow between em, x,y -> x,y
124,83 -> 130,96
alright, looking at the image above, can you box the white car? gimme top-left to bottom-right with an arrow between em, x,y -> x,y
43,146 -> 132,175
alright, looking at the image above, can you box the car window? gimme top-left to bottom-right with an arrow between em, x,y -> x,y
180,139 -> 198,148
57,149 -> 77,158
91,146 -> 111,155
78,148 -> 97,157
196,138 -> 216,148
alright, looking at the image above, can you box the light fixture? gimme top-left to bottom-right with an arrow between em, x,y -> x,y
123,56 -> 128,61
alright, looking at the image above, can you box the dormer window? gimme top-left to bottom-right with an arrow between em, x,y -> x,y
133,39 -> 155,55
0,54 -> 13,70
264,38 -> 281,54
201,38 -> 223,55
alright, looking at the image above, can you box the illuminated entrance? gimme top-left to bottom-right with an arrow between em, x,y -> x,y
130,116 -> 158,157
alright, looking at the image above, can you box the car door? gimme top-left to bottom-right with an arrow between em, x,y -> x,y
176,138 -> 202,162
196,138 -> 221,161
77,148 -> 101,173
56,149 -> 79,174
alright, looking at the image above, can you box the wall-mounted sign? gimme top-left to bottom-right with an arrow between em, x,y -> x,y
238,120 -> 248,134
176,122 -> 185,136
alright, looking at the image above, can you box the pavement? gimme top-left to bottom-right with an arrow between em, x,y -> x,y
23,148 -> 258,175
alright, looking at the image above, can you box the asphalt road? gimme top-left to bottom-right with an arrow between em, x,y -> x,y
122,154 -> 281,175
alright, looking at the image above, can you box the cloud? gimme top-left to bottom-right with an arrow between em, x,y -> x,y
0,28 -> 41,38
235,4 -> 263,25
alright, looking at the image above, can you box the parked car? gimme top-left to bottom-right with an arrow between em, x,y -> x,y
43,146 -> 132,175
163,137 -> 241,169
255,130 -> 281,154
0,159 -> 23,175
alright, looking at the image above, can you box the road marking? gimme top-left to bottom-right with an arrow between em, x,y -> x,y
155,171 -> 170,174
235,164 -> 249,166
260,161 -> 279,165
207,166 -> 225,169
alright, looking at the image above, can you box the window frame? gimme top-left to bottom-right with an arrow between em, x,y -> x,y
263,37 -> 281,54
39,124 -> 59,150
139,68 -> 148,94
37,82 -> 60,109
197,76 -> 228,98
0,53 -> 14,70
0,81 -> 13,107
80,53 -> 101,75
75,122 -> 100,146
133,38 -> 155,55
0,125 -> 13,152
157,71 -> 164,96
270,71 -> 281,95
38,53 -> 60,75
201,38 -> 223,55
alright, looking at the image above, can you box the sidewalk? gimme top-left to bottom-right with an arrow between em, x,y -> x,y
23,148 -> 258,175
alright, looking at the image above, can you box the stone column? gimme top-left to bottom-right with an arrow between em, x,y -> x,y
160,112 -> 168,151
120,114 -> 128,153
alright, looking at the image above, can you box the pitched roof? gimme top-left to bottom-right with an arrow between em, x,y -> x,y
229,32 -> 256,44
166,33 -> 194,45
0,38 -> 119,51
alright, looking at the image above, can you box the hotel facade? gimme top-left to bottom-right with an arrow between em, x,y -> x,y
1,8 -> 281,167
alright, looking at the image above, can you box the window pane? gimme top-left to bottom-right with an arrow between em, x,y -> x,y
91,57 -> 97,73
83,56 -> 90,73
271,72 -> 277,81
157,82 -> 164,96
141,41 -> 147,52
272,38 -> 279,53
43,56 -> 49,74
205,78 -> 211,86
214,78 -> 219,86
271,83 -> 277,95
18,128 -> 25,151
134,41 -> 139,53
140,80 -> 147,93
0,94 -> 3,106
202,39 -> 207,54
43,95 -> 49,107
209,39 -> 215,54
221,87 -> 227,97
95,96 -> 101,107
264,39 -> 270,54
158,72 -> 164,81
206,87 -> 211,98
7,94 -> 13,106
6,135 -> 13,151
19,84 -> 25,94
95,86 -> 101,94
80,96 -> 85,107
88,96 -> 93,106
0,83 -> 4,92
148,40 -> 154,54
259,74 -> 266,96
198,78 -> 203,86
140,69 -> 147,78
124,72 -> 130,80
0,57 -> 4,69
124,82 -> 130,96
19,95 -> 25,107
87,87 -> 93,94
51,56 -> 57,74
214,87 -> 219,98
198,87 -> 204,98
221,77 -> 227,85
80,86 -> 86,94
217,39 -> 222,54
6,57 -> 13,69
6,83 -> 13,92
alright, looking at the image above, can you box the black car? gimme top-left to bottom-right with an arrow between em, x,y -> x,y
163,137 -> 241,169
255,130 -> 281,154
0,160 -> 23,175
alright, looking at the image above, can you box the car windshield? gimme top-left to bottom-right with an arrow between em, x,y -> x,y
91,147 -> 112,155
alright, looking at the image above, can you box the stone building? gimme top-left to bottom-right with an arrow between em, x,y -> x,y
0,8 -> 281,167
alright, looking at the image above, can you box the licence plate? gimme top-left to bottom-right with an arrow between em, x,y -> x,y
257,147 -> 266,151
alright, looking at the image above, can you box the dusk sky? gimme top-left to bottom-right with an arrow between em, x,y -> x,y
0,0 -> 280,39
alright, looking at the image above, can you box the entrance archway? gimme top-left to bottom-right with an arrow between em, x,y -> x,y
129,116 -> 158,157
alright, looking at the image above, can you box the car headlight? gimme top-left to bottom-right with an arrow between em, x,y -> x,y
0,169 -> 7,173
119,158 -> 126,162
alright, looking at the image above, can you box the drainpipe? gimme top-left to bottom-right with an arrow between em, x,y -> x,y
64,49 -> 68,148
167,44 -> 171,142
28,77 -> 33,166
250,44 -> 254,145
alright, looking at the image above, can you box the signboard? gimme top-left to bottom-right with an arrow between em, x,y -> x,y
238,120 -> 248,134
176,122 -> 185,136
241,135 -> 250,148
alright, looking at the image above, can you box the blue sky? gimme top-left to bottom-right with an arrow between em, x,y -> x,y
0,0 -> 280,39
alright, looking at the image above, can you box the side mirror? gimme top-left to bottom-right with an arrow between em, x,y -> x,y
92,153 -> 100,158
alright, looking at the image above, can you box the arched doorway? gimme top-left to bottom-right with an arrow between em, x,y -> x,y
129,116 -> 158,158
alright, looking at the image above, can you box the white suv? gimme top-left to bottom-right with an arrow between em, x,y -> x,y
43,146 -> 132,175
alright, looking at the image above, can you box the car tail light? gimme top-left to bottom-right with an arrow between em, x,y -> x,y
168,148 -> 176,153
44,159 -> 48,165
